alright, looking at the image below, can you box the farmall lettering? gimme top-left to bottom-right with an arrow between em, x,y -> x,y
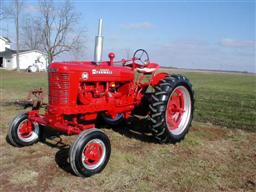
8,18 -> 194,178
92,69 -> 112,75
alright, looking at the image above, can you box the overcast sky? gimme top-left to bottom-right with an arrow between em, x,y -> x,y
1,0 -> 255,72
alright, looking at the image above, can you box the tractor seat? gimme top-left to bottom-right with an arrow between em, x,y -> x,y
136,63 -> 160,74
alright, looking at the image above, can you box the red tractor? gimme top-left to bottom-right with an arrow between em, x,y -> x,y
8,19 -> 194,177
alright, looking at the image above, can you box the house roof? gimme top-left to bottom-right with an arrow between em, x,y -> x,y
0,36 -> 11,43
13,49 -> 46,55
0,48 -> 15,57
0,48 -> 46,57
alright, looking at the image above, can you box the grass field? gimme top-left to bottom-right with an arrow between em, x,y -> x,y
171,70 -> 256,132
0,69 -> 255,192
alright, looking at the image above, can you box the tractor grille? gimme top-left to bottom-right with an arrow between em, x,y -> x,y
48,72 -> 70,105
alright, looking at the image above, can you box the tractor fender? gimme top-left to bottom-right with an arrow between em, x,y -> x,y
150,72 -> 169,86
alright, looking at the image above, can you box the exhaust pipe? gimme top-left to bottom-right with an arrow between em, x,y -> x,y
94,18 -> 103,64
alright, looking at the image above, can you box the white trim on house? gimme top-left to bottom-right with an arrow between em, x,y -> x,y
12,49 -> 46,56
0,36 -> 11,43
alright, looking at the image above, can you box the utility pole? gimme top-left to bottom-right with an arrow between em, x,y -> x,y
15,0 -> 20,71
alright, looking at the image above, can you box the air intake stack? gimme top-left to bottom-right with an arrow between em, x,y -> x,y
94,18 -> 104,64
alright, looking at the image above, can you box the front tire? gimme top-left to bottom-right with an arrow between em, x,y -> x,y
8,113 -> 40,146
69,129 -> 111,177
149,74 -> 194,143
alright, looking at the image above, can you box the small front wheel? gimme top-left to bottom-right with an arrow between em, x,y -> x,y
69,129 -> 111,177
8,112 -> 40,146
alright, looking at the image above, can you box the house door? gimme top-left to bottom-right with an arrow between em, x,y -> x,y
0,57 -> 3,68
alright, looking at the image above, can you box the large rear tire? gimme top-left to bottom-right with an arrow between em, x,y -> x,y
69,129 -> 111,177
149,74 -> 194,143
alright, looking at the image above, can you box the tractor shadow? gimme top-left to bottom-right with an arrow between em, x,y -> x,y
5,126 -> 75,175
6,116 -> 158,176
39,127 -> 75,176
41,116 -> 157,176
55,147 -> 74,175
103,115 -> 158,144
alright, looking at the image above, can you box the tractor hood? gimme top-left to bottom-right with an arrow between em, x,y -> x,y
48,61 -> 134,82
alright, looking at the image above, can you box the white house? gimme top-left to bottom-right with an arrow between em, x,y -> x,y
0,36 -> 47,71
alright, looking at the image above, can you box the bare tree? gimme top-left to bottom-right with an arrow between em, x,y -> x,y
0,1 -> 7,33
21,17 -> 43,50
0,1 -> 5,21
39,0 -> 84,64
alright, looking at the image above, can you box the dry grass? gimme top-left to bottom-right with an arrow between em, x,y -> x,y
0,70 -> 256,192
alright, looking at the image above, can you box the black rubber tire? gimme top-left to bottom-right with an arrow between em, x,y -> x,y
149,74 -> 195,143
27,65 -> 38,73
69,129 -> 111,177
101,113 -> 124,126
132,93 -> 151,116
8,112 -> 40,147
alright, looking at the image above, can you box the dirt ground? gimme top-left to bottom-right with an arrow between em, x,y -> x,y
0,70 -> 255,191
0,107 -> 255,192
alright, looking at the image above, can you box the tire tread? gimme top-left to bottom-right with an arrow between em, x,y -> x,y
149,74 -> 195,143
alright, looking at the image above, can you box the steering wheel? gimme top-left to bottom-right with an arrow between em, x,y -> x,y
132,49 -> 150,67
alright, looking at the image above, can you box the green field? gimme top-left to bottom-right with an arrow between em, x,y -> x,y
0,70 -> 255,192
180,71 -> 256,131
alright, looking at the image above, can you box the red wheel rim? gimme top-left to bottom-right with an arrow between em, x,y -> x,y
166,86 -> 192,135
166,88 -> 185,130
81,139 -> 106,170
83,143 -> 103,165
18,119 -> 33,138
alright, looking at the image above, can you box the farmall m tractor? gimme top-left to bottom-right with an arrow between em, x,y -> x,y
8,19 -> 194,177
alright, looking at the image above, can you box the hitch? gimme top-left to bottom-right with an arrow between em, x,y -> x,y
15,88 -> 46,109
